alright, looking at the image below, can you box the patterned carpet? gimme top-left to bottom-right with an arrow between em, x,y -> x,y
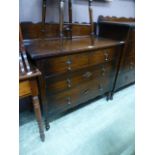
20,85 -> 135,155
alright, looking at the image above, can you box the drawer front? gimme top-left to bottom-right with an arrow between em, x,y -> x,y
19,81 -> 31,97
115,70 -> 135,90
128,29 -> 135,42
89,47 -> 118,66
47,76 -> 113,115
46,60 -> 116,94
125,41 -> 135,57
37,46 -> 120,76
42,53 -> 89,76
122,56 -> 135,73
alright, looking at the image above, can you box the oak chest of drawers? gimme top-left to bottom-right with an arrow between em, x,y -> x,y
26,37 -> 124,129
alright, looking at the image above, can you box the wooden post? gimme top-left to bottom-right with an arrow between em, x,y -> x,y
59,0 -> 64,39
19,25 -> 31,74
42,0 -> 47,32
88,0 -> 94,45
68,0 -> 72,38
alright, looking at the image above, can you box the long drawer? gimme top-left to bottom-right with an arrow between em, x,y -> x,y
38,46 -> 119,76
47,76 -> 114,115
115,70 -> 135,90
121,56 -> 135,73
125,41 -> 135,57
46,60 -> 116,94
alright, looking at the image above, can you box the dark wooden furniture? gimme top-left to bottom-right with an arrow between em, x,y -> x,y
23,37 -> 124,130
20,1 -> 125,130
19,27 -> 45,142
97,16 -> 135,91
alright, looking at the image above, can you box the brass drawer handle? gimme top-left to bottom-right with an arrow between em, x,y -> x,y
66,96 -> 71,105
83,89 -> 89,95
101,67 -> 105,76
66,78 -> 71,88
98,84 -> 103,91
66,59 -> 72,65
104,51 -> 109,61
129,62 -> 134,70
67,66 -> 72,71
83,71 -> 92,78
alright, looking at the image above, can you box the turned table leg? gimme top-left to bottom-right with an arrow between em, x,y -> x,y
32,96 -> 45,141
30,79 -> 45,142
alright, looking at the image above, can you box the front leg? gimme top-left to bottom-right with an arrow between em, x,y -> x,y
45,119 -> 50,131
32,96 -> 45,141
106,92 -> 114,101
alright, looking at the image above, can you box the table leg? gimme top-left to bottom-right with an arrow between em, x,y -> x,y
32,96 -> 45,141
30,79 -> 45,142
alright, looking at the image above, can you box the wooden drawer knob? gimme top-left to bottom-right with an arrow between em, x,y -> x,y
83,71 -> 92,78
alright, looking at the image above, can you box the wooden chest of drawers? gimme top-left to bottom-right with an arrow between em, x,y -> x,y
98,18 -> 135,91
26,37 -> 124,129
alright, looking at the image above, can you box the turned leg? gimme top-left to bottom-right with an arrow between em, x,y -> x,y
30,79 -> 45,142
106,92 -> 114,101
32,96 -> 45,142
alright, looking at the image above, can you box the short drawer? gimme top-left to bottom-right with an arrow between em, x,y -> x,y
41,52 -> 89,76
46,60 -> 116,94
89,47 -> 119,66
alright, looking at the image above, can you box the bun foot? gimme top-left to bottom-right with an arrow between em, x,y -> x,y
45,120 -> 50,131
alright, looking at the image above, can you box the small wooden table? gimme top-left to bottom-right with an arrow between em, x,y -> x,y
19,59 -> 45,142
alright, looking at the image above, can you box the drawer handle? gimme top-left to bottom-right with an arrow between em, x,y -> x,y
101,67 -> 105,76
66,78 -> 71,88
83,71 -> 92,78
129,62 -> 134,70
67,66 -> 72,71
66,97 -> 71,105
104,51 -> 109,61
83,89 -> 89,95
98,84 -> 103,91
66,59 -> 72,65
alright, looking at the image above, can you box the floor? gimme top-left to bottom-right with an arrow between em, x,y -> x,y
19,85 -> 135,155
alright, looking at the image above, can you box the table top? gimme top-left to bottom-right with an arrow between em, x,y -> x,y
99,21 -> 135,28
26,37 -> 124,60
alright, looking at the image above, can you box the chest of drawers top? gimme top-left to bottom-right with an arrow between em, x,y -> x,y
25,37 -> 124,60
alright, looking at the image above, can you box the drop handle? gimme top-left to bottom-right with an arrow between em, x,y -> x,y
66,97 -> 71,105
98,84 -> 103,91
67,66 -> 72,71
101,67 -> 106,76
83,71 -> 92,78
129,62 -> 134,70
66,59 -> 72,65
66,78 -> 71,88
104,51 -> 109,61
83,89 -> 89,95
